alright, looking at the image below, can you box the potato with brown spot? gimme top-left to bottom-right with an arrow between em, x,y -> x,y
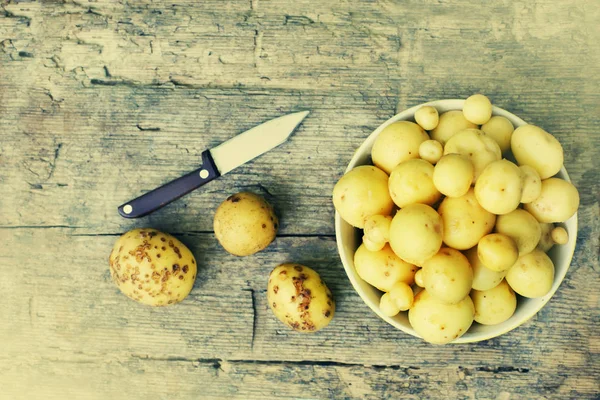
108,229 -> 197,306
267,264 -> 334,333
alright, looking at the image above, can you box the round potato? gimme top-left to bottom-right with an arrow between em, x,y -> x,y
430,110 -> 478,145
506,250 -> 555,298
519,165 -> 542,204
551,226 -> 569,245
421,248 -> 473,304
471,280 -> 517,325
463,94 -> 492,125
409,290 -> 475,344
437,188 -> 496,250
109,228 -> 197,306
415,106 -> 440,130
444,129 -> 502,182
524,178 -> 579,223
419,140 -> 443,164
537,222 -> 555,252
363,215 -> 392,252
389,204 -> 444,265
268,264 -> 334,332
389,281 -> 415,311
511,125 -> 564,179
379,292 -> 400,317
475,159 -> 523,215
214,192 -> 278,256
495,209 -> 542,255
481,116 -> 514,154
333,166 -> 394,228
388,159 -> 441,208
372,121 -> 429,174
354,244 -> 417,292
477,233 -> 519,272
465,247 -> 507,291
414,269 -> 424,287
433,154 -> 474,198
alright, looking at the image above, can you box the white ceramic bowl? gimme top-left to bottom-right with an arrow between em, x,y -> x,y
335,99 -> 578,343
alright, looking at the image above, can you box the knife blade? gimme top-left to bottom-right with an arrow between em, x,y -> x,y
117,111 -> 309,218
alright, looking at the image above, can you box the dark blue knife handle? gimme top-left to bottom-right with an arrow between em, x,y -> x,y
118,150 -> 221,218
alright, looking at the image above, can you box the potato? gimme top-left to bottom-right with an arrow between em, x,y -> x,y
408,290 -> 475,344
519,165 -> 542,204
495,209 -> 542,255
419,140 -> 444,164
214,192 -> 278,256
524,178 -> 580,223
415,106 -> 440,130
109,228 -> 197,306
333,166 -> 394,228
421,248 -> 473,304
551,226 -> 569,245
465,247 -> 507,291
372,121 -> 429,174
477,233 -> 519,272
267,264 -> 334,332
463,94 -> 492,125
481,116 -> 514,154
474,159 -> 523,215
389,204 -> 444,265
437,188 -> 496,250
354,244 -> 417,292
444,129 -> 502,182
414,269 -> 424,287
433,154 -> 474,198
389,281 -> 414,311
388,159 -> 441,208
379,292 -> 400,317
430,110 -> 478,145
506,250 -> 555,298
537,222 -> 555,252
511,125 -> 564,179
471,280 -> 517,325
363,215 -> 392,252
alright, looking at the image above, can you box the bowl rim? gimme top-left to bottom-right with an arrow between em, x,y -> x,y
335,99 -> 578,343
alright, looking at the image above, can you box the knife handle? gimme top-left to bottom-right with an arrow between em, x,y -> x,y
118,150 -> 220,218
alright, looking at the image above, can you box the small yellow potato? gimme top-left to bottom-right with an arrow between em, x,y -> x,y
414,269 -> 424,287
409,290 -> 475,344
443,129 -> 502,182
109,229 -> 197,306
506,250 -> 555,298
388,159 -> 441,208
268,264 -> 334,332
477,233 -> 519,272
551,226 -> 569,245
415,106 -> 440,130
471,280 -> 517,325
430,110 -> 478,145
481,116 -> 514,154
362,215 -> 392,252
354,244 -> 417,292
495,209 -> 542,255
433,154 -> 474,198
372,121 -> 429,174
333,165 -> 394,228
419,140 -> 444,164
214,192 -> 278,256
511,125 -> 564,179
519,165 -> 542,204
465,247 -> 507,291
421,248 -> 473,304
389,281 -> 414,311
474,159 -> 524,215
437,188 -> 496,250
537,223 -> 555,252
524,178 -> 580,223
463,94 -> 493,125
389,204 -> 444,265
380,292 -> 400,317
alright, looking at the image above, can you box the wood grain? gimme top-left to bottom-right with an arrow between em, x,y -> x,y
1,0 -> 599,398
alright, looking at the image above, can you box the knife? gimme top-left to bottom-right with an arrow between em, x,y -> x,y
118,111 -> 310,218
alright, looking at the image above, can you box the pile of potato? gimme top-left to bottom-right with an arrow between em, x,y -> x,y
333,94 -> 579,344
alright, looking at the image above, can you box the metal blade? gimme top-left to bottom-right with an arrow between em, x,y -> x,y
209,111 -> 309,175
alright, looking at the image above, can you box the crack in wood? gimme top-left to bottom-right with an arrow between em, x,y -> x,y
242,288 -> 258,350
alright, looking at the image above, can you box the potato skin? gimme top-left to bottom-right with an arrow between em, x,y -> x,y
465,247 -> 507,291
421,248 -> 473,304
472,280 -> 517,325
433,154 -> 474,198
371,121 -> 429,174
214,192 -> 278,256
354,244 -> 417,291
481,116 -> 514,154
333,166 -> 394,228
474,159 -> 523,215
463,94 -> 492,125
524,178 -> 580,223
537,222 -> 555,252
511,125 -> 564,179
109,229 -> 197,306
388,159 -> 441,208
477,233 -> 519,273
267,264 -> 334,333
444,129 -> 502,182
495,209 -> 542,255
430,110 -> 478,145
519,165 -> 542,204
415,106 -> 440,131
506,250 -> 555,298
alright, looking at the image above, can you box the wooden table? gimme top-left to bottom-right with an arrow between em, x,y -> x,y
1,1 -> 599,399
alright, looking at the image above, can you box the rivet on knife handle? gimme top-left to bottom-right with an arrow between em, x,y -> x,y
117,150 -> 220,218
